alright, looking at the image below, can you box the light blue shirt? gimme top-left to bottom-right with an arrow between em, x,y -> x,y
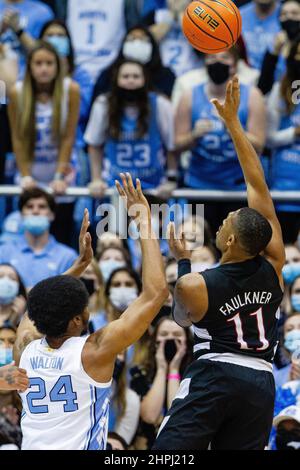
0,0 -> 54,76
0,234 -> 77,288
240,2 -> 281,71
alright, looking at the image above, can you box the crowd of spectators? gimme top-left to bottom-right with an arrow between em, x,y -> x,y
1,0 -> 300,450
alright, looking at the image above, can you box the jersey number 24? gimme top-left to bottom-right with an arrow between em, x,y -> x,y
26,375 -> 78,414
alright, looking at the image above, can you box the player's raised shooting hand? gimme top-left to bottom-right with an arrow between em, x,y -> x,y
167,222 -> 191,261
211,75 -> 240,122
115,173 -> 151,233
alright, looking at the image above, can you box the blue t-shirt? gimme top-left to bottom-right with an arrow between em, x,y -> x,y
240,2 -> 281,71
103,93 -> 166,189
185,83 -> 250,189
0,0 -> 54,75
0,234 -> 77,288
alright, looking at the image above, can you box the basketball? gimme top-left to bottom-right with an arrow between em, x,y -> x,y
182,0 -> 242,53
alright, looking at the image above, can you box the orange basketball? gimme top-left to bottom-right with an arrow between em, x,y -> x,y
182,0 -> 242,53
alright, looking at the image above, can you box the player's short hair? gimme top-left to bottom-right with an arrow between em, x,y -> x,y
27,275 -> 89,337
233,207 -> 273,256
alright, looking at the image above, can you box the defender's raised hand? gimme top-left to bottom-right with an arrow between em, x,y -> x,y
167,222 -> 191,261
211,75 -> 240,122
78,208 -> 93,266
115,173 -> 151,224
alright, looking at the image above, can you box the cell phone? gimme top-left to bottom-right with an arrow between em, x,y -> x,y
164,339 -> 177,362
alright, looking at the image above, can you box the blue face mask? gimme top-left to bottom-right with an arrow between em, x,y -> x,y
284,329 -> 300,353
282,263 -> 300,285
45,35 -> 70,57
23,215 -> 50,236
99,259 -> 126,282
0,347 -> 13,367
292,294 -> 300,312
0,277 -> 19,305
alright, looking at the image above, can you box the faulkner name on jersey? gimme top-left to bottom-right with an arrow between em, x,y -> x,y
30,356 -> 64,370
219,291 -> 272,316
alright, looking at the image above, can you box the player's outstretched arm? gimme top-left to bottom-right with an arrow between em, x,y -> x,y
211,76 -> 285,278
85,174 -> 169,374
64,208 -> 93,278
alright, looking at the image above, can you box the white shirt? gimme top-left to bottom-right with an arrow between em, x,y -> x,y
67,0 -> 126,82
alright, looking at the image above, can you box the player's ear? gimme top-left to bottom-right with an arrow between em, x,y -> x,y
226,234 -> 235,247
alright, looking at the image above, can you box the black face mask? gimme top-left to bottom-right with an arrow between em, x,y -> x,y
276,429 -> 300,450
164,339 -> 177,363
287,57 -> 300,78
116,86 -> 147,103
207,62 -> 230,85
256,1 -> 274,14
80,278 -> 96,297
113,358 -> 125,381
280,19 -> 300,41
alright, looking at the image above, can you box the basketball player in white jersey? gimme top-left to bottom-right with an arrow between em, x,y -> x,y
15,173 -> 169,450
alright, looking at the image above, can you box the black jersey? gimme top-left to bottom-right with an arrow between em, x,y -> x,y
193,256 -> 283,364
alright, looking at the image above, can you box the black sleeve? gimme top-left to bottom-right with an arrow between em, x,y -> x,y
257,51 -> 279,96
0,105 -> 11,184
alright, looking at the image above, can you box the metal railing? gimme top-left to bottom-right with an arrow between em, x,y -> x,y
0,185 -> 300,201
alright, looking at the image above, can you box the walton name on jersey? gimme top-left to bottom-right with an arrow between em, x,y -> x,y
219,291 -> 273,316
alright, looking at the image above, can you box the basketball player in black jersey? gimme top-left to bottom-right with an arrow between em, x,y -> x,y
153,76 -> 285,450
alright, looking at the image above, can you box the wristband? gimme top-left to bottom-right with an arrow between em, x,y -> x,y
178,258 -> 191,278
168,373 -> 181,380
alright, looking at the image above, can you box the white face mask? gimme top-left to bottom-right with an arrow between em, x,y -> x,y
109,287 -> 138,312
99,259 -> 126,282
122,39 -> 153,64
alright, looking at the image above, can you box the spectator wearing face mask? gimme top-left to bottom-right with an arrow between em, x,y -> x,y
85,59 -> 176,200
266,38 -> 300,245
130,316 -> 193,450
97,247 -> 131,284
269,405 -> 300,450
175,47 -> 266,234
274,312 -> 300,387
0,322 -> 22,449
190,245 -> 218,273
0,264 -> 26,328
0,188 -> 77,289
171,35 -> 259,109
92,26 -> 175,103
258,1 -> 300,95
92,266 -> 141,332
240,0 -> 281,72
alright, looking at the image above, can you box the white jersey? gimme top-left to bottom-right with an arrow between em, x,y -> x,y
67,0 -> 126,82
155,9 -> 202,78
19,336 -> 112,450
